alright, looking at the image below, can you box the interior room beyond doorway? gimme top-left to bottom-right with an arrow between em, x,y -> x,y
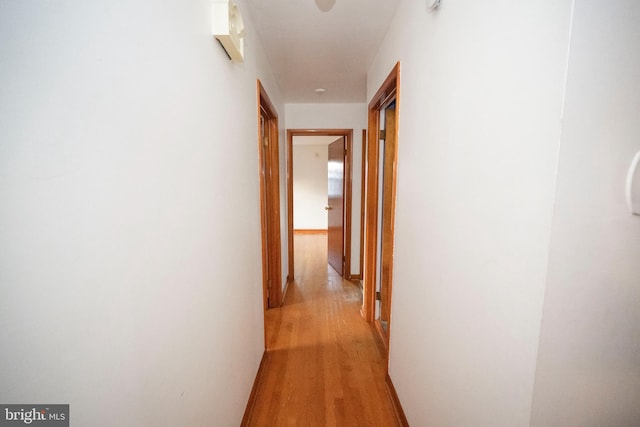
287,129 -> 357,284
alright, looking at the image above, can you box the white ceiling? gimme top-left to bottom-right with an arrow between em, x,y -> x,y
244,0 -> 401,103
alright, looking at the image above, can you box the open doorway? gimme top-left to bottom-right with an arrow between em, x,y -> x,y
362,62 -> 400,351
257,81 -> 282,310
286,129 -> 354,283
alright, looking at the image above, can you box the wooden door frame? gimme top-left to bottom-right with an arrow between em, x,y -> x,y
362,63 -> 400,349
257,80 -> 282,309
358,129 -> 367,282
287,129 -> 353,281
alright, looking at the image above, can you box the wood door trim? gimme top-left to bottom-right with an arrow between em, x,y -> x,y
359,129 -> 367,280
286,130 -> 294,283
287,129 -> 353,279
294,229 -> 329,234
378,103 -> 397,349
257,80 -> 282,311
362,63 -> 400,335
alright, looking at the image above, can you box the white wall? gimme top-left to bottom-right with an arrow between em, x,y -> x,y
367,0 -> 573,425
286,103 -> 366,276
530,1 -> 640,425
0,1 -> 281,426
293,144 -> 329,230
369,0 -> 640,425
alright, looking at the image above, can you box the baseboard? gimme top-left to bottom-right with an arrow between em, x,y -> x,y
373,320 -> 389,355
282,275 -> 293,304
241,351 -> 268,427
350,274 -> 362,281
293,229 -> 328,234
385,373 -> 409,427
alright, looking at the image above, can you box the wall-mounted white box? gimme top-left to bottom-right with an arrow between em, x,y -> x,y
212,0 -> 245,62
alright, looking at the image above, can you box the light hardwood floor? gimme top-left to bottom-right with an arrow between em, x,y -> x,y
245,232 -> 399,426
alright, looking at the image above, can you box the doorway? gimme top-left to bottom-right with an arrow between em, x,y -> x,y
286,129 -> 353,283
257,81 -> 282,309
362,63 -> 400,351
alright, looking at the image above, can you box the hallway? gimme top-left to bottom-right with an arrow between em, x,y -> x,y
245,233 -> 399,426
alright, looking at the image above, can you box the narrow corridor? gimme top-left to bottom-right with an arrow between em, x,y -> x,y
245,232 -> 399,426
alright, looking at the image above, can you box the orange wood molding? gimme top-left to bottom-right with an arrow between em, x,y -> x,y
241,351 -> 269,427
374,318 -> 389,350
358,128 -> 366,279
293,229 -> 328,234
257,80 -> 282,311
385,373 -> 410,427
362,62 -> 400,324
282,275 -> 293,303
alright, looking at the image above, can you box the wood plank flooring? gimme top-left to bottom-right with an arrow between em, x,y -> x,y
245,233 -> 399,426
